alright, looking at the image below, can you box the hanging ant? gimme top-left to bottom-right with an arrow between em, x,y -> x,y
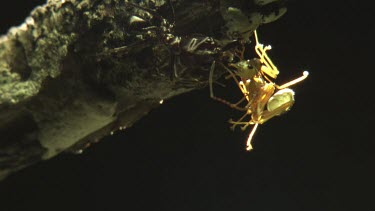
210,30 -> 309,151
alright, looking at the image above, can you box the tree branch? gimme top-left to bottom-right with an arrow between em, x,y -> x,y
0,0 -> 287,180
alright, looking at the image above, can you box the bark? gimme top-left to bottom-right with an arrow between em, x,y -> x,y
0,0 -> 287,180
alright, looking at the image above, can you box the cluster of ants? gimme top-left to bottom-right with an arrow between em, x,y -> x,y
125,1 -> 309,151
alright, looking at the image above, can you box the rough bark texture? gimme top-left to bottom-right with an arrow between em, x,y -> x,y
0,0 -> 287,180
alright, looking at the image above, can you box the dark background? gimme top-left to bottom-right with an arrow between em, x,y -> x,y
0,1 -> 373,210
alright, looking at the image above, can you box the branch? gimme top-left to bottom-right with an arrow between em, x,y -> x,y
0,0 -> 287,180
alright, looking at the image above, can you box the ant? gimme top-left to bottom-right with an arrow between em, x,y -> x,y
210,30 -> 309,151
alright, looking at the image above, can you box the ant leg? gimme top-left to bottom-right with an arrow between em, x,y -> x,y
221,63 -> 241,86
275,71 -> 309,89
185,37 -> 210,53
209,61 -> 216,97
253,30 -> 279,78
256,46 -> 278,75
246,123 -> 259,151
172,54 -> 188,78
228,112 -> 252,130
221,63 -> 254,105
233,42 -> 246,60
209,61 -> 248,111
229,116 -> 259,151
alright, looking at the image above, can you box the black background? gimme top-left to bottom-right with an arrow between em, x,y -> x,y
0,1 -> 373,210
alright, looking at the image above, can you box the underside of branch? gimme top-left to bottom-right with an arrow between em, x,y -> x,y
0,0 -> 287,180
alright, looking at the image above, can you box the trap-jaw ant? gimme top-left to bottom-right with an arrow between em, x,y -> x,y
210,30 -> 309,151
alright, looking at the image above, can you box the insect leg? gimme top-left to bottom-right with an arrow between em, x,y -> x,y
229,114 -> 258,151
275,71 -> 309,89
246,123 -> 259,151
209,61 -> 248,111
220,64 -> 255,108
254,30 -> 279,78
209,61 -> 216,97
228,112 -> 252,130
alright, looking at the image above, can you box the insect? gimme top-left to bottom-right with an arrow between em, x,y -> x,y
210,30 -> 309,151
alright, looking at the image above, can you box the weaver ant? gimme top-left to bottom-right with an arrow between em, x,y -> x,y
210,30 -> 309,151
